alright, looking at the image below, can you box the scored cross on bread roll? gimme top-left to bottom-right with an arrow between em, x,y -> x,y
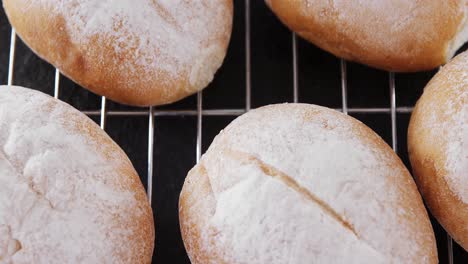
180,103 -> 437,264
0,86 -> 154,263
265,0 -> 468,72
2,0 -> 233,106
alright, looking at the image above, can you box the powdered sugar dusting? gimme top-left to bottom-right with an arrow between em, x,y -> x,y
183,104 -> 434,263
0,86 -> 150,263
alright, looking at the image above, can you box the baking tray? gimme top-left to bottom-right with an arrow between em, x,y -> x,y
0,1 -> 466,263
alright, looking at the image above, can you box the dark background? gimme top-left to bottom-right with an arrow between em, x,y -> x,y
1,1 -> 467,263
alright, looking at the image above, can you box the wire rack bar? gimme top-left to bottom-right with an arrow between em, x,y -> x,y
341,59 -> 348,115
79,107 -> 414,117
292,33 -> 299,103
196,91 -> 203,163
7,29 -> 16,85
389,72 -> 397,152
245,0 -> 252,111
147,106 -> 155,202
100,96 -> 107,130
448,233 -> 454,264
54,69 -> 60,99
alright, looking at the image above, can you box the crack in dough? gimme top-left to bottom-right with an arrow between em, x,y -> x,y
215,148 -> 386,259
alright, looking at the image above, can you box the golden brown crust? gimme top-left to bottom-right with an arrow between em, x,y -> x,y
66,96 -> 156,263
2,0 -> 233,106
179,165 -> 228,264
408,51 -> 468,250
74,111 -> 155,263
266,0 -> 467,72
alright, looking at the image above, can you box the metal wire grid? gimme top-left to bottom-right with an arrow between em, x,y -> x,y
4,0 -> 456,262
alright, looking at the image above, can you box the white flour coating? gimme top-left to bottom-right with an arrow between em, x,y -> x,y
440,66 -> 468,204
36,0 -> 230,92
184,104 -> 433,263
0,86 -> 143,263
444,99 -> 468,203
416,53 -> 468,203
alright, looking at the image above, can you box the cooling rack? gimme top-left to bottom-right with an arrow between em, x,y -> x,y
1,1 -> 466,263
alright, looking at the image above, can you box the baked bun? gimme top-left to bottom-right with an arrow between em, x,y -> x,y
2,0 -> 233,106
408,51 -> 468,250
179,103 -> 437,263
265,0 -> 468,72
0,86 -> 154,263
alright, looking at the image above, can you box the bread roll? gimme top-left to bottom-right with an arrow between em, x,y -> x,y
2,0 -> 233,106
0,86 -> 154,263
265,0 -> 468,72
179,103 -> 437,263
408,51 -> 467,250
